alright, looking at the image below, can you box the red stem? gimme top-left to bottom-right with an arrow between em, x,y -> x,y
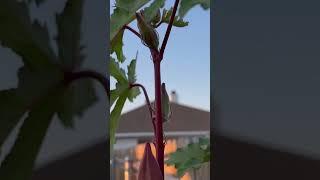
130,84 -> 153,119
153,58 -> 165,177
124,25 -> 141,39
150,0 -> 180,178
155,21 -> 163,28
159,0 -> 180,59
130,83 -> 157,137
64,70 -> 109,98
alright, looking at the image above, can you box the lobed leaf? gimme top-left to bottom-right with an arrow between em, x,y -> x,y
127,57 -> 140,102
178,0 -> 210,18
109,57 -> 140,150
56,0 -> 85,70
166,137 -> 210,177
110,82 -> 128,107
15,65 -> 63,104
110,0 -> 150,42
110,56 -> 127,83
110,90 -> 129,151
0,93 -> 58,180
115,0 -> 150,12
143,0 -> 165,23
57,79 -> 98,128
162,8 -> 189,27
0,0 -> 56,70
127,59 -> 137,84
110,29 -> 126,62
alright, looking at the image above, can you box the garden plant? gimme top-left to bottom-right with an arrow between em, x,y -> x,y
110,0 -> 211,178
0,0 -> 210,179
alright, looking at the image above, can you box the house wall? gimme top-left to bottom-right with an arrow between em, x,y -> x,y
114,139 -> 138,150
111,135 -> 210,180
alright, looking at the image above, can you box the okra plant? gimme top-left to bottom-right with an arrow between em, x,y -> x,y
110,0 -> 210,178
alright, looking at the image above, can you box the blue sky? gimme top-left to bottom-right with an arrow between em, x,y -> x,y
110,1 -> 210,113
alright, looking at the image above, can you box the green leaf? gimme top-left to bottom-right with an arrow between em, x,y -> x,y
127,59 -> 137,83
57,79 -> 98,128
110,82 -> 128,107
162,8 -> 189,27
0,90 -> 26,150
0,0 -> 56,70
178,0 -> 210,18
16,65 -> 63,104
143,0 -> 165,22
161,83 -> 171,123
110,90 -> 129,151
127,58 -> 140,102
56,0 -> 85,70
110,0 -> 150,41
110,56 -> 127,83
110,55 -> 140,108
0,94 -> 57,180
110,90 -> 118,107
110,29 -> 126,62
15,64 -> 97,129
115,0 -> 150,12
128,86 -> 140,102
166,137 -> 210,177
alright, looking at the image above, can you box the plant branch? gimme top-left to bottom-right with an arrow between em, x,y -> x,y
130,83 -> 153,119
155,21 -> 163,28
64,70 -> 109,98
159,0 -> 180,59
123,25 -> 141,39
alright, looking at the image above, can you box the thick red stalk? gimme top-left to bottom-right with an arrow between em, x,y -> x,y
152,0 -> 180,178
153,58 -> 165,177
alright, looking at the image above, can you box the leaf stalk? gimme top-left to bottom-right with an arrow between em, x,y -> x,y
64,70 -> 110,98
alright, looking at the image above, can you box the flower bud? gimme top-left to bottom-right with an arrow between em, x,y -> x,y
136,11 -> 159,50
138,143 -> 163,180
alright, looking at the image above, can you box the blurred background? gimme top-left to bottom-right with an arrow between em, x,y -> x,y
213,0 -> 320,179
0,0 -> 107,179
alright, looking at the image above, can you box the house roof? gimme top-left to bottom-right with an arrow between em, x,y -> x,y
116,102 -> 210,134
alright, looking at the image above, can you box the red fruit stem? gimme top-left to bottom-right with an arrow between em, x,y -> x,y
130,83 -> 155,131
155,21 -> 163,28
124,25 -> 141,39
65,70 -> 109,98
